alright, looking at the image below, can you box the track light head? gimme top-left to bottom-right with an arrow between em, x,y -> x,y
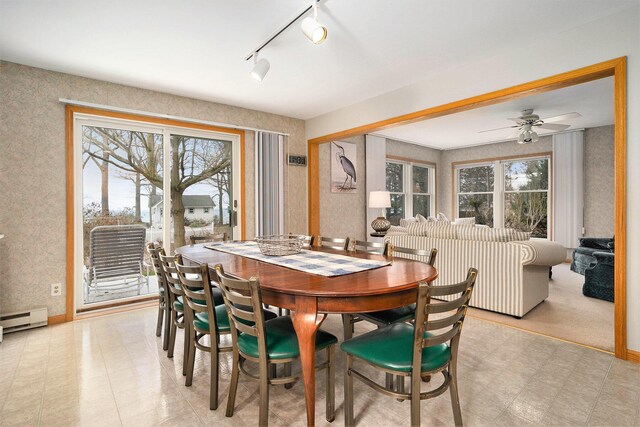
301,3 -> 327,44
250,53 -> 270,81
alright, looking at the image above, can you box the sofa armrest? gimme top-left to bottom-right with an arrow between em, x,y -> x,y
592,251 -> 614,267
579,237 -> 613,250
516,239 -> 566,266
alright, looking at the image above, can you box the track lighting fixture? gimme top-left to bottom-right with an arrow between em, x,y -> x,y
301,2 -> 327,44
245,1 -> 327,81
250,52 -> 270,82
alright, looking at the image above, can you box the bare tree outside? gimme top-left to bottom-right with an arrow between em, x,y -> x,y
504,159 -> 549,237
457,165 -> 494,226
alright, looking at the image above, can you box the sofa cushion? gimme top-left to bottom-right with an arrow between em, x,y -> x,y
406,221 -> 435,235
399,217 -> 417,228
387,225 -> 409,235
454,217 -> 476,225
425,223 -> 458,239
511,230 -> 531,241
457,226 -> 514,242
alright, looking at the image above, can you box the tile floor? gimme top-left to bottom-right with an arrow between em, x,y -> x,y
0,307 -> 639,427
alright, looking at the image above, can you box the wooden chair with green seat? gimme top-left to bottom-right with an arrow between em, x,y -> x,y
213,263 -> 338,426
341,268 -> 478,427
159,252 -> 189,375
343,245 -> 438,392
146,242 -> 170,351
174,258 -> 229,410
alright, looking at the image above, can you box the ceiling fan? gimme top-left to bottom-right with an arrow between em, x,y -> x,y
479,109 -> 582,144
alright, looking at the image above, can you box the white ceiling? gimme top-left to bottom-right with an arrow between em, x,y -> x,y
0,1 -> 635,120
375,77 -> 615,149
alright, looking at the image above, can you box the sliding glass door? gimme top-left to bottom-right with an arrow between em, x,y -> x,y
75,115 -> 240,311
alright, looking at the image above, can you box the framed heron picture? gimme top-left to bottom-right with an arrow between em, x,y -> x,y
331,141 -> 357,193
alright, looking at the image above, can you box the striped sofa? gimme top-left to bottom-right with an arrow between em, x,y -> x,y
385,233 -> 566,317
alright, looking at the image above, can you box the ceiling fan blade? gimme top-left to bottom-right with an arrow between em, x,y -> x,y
542,112 -> 582,123
537,123 -> 571,131
507,117 -> 524,122
478,125 -> 518,133
506,130 -> 521,139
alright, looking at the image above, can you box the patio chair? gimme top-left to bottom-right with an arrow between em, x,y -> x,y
190,232 -> 228,245
84,225 -> 148,299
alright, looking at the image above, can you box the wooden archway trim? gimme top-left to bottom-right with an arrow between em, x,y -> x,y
65,105 -> 246,321
307,57 -> 628,360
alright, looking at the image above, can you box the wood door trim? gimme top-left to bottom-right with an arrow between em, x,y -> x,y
65,105 -> 247,322
306,56 -> 628,360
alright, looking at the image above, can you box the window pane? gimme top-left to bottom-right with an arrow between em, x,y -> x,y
458,194 -> 493,227
505,192 -> 548,238
386,162 -> 404,192
412,165 -> 429,193
413,195 -> 430,218
458,165 -> 494,192
504,159 -> 549,191
386,194 -> 405,226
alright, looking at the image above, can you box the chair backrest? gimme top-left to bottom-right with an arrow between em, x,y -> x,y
317,236 -> 350,250
353,240 -> 387,255
146,242 -> 167,296
175,261 -> 220,334
387,244 -> 438,266
190,232 -> 228,245
411,268 -> 478,373
159,252 -> 183,298
292,234 -> 315,248
88,225 -> 147,281
213,264 -> 267,359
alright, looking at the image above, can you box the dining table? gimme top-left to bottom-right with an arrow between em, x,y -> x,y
177,242 -> 438,427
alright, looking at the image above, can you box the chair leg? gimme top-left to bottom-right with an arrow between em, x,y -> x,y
422,375 -> 431,383
210,345 -> 219,410
284,363 -> 293,389
410,372 -> 421,427
167,311 -> 178,358
226,350 -> 240,417
185,330 -> 196,387
342,314 -> 353,341
162,304 -> 171,351
449,368 -> 463,426
344,353 -> 354,427
258,360 -> 270,426
155,302 -> 163,337
326,346 -> 335,422
182,313 -> 191,376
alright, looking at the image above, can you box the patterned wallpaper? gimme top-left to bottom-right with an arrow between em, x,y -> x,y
584,125 -> 615,237
319,135 -> 367,241
0,61 -> 305,316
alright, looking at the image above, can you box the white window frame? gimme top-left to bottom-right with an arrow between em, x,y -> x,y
455,155 -> 551,237
73,113 -> 242,312
386,159 -> 436,220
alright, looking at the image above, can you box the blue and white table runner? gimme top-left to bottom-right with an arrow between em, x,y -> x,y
205,241 -> 390,277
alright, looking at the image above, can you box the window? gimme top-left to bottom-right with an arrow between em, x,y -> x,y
385,160 -> 435,225
455,156 -> 550,237
203,208 -> 209,213
188,208 -> 195,214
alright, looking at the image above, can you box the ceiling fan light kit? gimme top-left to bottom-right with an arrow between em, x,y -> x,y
479,109 -> 582,144
246,0 -> 327,82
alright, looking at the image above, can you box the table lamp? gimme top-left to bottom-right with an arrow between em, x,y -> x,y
369,191 -> 391,233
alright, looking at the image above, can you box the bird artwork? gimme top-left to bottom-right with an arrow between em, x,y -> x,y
331,141 -> 357,193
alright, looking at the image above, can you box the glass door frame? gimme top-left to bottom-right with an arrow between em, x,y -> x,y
73,113 -> 242,313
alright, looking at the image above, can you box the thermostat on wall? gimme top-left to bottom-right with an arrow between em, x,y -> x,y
288,155 -> 307,166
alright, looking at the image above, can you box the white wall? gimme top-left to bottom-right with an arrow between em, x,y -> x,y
305,7 -> 640,352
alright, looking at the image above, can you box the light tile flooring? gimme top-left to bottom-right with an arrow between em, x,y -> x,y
1,307 -> 639,427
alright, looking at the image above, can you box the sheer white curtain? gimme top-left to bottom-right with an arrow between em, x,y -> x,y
553,131 -> 584,249
255,132 -> 284,236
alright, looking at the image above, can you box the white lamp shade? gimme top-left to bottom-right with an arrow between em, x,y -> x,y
301,16 -> 327,44
250,58 -> 270,81
369,191 -> 391,209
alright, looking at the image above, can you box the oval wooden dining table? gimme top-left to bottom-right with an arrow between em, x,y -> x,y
177,243 -> 438,426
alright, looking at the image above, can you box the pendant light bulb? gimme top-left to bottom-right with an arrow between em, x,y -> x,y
250,52 -> 270,82
301,3 -> 327,44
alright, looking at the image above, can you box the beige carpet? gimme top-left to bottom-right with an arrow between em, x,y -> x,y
467,263 -> 614,352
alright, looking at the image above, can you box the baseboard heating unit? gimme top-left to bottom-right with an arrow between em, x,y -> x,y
0,307 -> 48,342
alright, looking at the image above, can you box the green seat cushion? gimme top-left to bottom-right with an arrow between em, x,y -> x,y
194,307 -> 277,334
358,304 -> 416,325
173,297 -> 184,312
238,316 -> 338,360
340,323 -> 450,373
